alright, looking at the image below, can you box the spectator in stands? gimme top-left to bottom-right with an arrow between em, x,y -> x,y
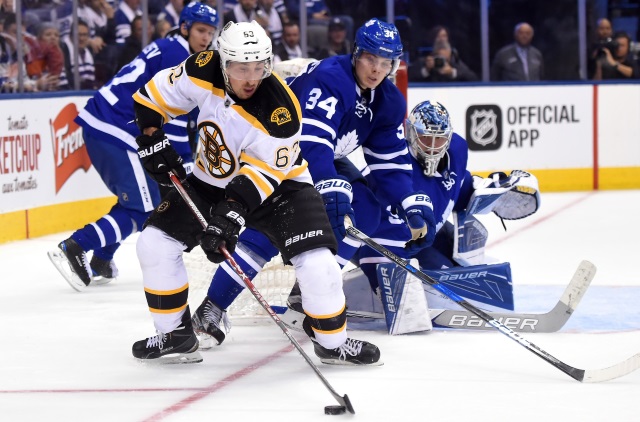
157,0 -> 185,29
592,31 -> 639,80
314,16 -> 350,59
0,12 -> 47,92
59,20 -> 97,90
154,18 -> 172,40
115,0 -> 142,45
117,15 -> 153,70
424,25 -> 460,63
491,22 -> 544,81
79,0 -> 118,86
224,0 -> 259,24
588,17 -> 614,78
26,22 -> 63,91
409,39 -> 478,82
257,0 -> 283,45
285,0 -> 353,55
273,20 -> 302,63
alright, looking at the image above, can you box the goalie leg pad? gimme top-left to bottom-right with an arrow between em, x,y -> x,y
376,259 -> 432,335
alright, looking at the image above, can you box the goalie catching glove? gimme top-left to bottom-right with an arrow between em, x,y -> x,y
467,170 -> 541,220
136,129 -> 186,186
199,200 -> 247,263
315,178 -> 355,239
396,192 -> 437,251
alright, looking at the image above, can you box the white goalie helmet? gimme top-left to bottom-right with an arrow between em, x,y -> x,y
405,100 -> 454,177
217,20 -> 273,88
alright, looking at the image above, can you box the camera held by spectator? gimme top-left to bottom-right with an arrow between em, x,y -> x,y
409,40 -> 477,82
596,37 -> 619,59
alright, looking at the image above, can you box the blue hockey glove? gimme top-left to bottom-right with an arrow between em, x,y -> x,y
315,178 -> 355,240
199,200 -> 247,264
136,129 -> 186,186
397,192 -> 436,250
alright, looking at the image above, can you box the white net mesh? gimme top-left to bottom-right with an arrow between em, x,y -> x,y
185,246 -> 297,324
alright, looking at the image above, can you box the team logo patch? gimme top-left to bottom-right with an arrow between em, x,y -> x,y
195,121 -> 236,179
195,51 -> 213,67
270,107 -> 292,125
157,200 -> 170,212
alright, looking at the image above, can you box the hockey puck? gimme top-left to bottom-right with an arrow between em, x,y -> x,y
324,405 -> 346,415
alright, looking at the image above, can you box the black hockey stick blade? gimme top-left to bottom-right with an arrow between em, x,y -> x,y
345,222 -> 640,383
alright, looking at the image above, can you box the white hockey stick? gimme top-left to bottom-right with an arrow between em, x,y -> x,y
345,222 -> 640,383
169,172 -> 355,413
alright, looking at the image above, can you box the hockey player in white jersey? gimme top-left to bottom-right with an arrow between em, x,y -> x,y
47,3 -> 219,292
130,21 -> 381,365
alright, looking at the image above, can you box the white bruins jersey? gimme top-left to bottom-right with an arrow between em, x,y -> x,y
133,50 -> 311,212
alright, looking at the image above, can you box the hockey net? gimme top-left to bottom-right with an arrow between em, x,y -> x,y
185,61 -> 409,323
185,246 -> 297,324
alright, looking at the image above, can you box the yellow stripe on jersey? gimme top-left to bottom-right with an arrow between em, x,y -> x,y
238,166 -> 275,198
148,78 -> 190,117
272,72 -> 302,121
132,91 -> 169,122
240,152 -> 286,182
149,303 -> 189,314
187,76 -> 225,99
286,160 -> 309,179
232,105 -> 269,135
144,283 -> 189,296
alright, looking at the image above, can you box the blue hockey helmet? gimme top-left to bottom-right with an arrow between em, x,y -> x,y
353,18 -> 403,75
180,2 -> 219,31
405,101 -> 453,177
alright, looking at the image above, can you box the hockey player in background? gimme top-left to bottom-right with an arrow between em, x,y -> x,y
48,3 -> 219,291
189,18 -> 436,347
130,20 -> 381,365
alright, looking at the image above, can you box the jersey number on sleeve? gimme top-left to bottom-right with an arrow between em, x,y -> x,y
305,88 -> 338,119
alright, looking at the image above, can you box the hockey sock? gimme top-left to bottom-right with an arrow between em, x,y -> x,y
71,203 -> 140,253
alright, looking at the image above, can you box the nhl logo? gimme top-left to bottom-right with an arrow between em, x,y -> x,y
465,105 -> 502,151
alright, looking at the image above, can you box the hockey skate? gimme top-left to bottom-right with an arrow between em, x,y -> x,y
47,238 -> 92,292
303,312 -> 382,366
191,296 -> 230,350
132,307 -> 202,364
90,255 -> 118,285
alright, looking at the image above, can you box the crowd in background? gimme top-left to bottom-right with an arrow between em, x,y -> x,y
0,0 -> 638,93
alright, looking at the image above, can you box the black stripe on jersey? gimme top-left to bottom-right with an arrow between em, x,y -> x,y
306,308 -> 347,335
225,174 -> 263,213
232,75 -> 301,139
145,287 -> 189,313
183,50 -> 226,91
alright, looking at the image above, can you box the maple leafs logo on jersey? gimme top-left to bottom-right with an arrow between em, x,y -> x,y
195,51 -> 214,67
334,129 -> 359,158
270,107 -> 292,125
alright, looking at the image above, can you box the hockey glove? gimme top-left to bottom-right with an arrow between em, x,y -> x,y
200,200 -> 247,264
315,178 -> 355,240
136,129 -> 186,186
397,192 -> 437,250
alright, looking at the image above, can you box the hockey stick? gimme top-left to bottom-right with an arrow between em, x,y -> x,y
345,222 -> 640,383
169,172 -> 355,413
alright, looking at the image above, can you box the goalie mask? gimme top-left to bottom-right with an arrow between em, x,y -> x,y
405,101 -> 453,177
217,21 -> 273,94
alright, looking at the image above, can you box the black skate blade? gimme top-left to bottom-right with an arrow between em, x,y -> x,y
47,250 -> 88,292
136,351 -> 203,365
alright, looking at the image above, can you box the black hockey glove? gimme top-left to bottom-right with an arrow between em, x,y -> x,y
136,129 -> 186,186
200,200 -> 247,263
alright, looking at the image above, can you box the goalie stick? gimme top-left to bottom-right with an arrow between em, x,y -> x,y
345,221 -> 640,383
169,172 -> 355,414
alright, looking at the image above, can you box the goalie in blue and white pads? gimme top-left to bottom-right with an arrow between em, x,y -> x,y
355,100 -> 541,334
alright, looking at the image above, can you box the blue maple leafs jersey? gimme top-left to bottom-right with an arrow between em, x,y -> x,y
75,35 -> 194,161
288,55 -> 414,208
366,132 -> 474,240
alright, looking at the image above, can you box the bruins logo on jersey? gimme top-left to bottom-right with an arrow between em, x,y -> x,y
195,51 -> 214,67
270,107 -> 292,125
195,121 -> 236,179
157,200 -> 171,213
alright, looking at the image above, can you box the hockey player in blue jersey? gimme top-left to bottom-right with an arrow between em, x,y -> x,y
48,3 -> 219,292
188,18 -> 437,347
